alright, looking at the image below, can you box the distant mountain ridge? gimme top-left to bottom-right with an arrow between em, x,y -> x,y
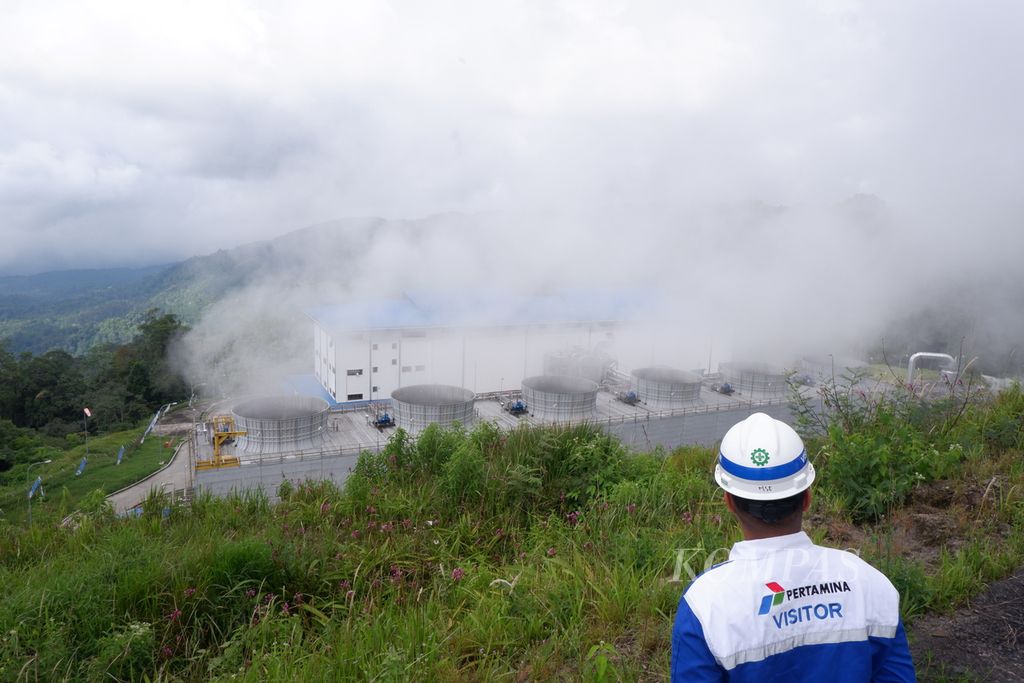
0,217 -> 389,355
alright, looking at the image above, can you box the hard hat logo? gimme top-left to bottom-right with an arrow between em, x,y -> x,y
750,448 -> 771,467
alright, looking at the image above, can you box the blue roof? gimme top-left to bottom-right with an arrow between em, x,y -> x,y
283,374 -> 339,407
308,289 -> 651,332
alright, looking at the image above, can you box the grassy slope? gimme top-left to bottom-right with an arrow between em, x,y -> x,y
0,425 -> 179,524
0,389 -> 1021,681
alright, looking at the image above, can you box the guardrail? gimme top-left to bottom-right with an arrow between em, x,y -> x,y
592,395 -> 793,428
227,441 -> 383,469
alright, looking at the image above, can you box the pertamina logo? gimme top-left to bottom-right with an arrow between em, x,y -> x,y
757,582 -> 786,615
756,580 -> 853,629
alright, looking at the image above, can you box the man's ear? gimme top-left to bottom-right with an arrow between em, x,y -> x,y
802,489 -> 812,512
724,491 -> 737,513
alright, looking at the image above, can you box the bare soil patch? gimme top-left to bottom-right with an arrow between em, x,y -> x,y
911,567 -> 1024,681
816,477 -> 1023,681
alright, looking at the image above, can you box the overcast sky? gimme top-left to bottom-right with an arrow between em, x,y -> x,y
2,0 -> 1023,275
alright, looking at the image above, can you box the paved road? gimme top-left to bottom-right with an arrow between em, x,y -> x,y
106,429 -> 193,513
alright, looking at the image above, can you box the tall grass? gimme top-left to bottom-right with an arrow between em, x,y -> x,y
0,385 -> 1021,681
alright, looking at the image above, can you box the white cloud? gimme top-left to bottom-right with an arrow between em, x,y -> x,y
0,0 -> 1021,277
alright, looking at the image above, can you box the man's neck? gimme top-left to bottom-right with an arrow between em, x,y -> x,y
737,519 -> 803,541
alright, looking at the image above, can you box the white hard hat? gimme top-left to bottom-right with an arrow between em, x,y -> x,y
714,412 -> 815,501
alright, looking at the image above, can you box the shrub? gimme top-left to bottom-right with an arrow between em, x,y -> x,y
208,539 -> 280,593
86,621 -> 155,681
443,442 -> 486,505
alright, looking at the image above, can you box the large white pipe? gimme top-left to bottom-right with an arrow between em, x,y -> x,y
906,352 -> 956,384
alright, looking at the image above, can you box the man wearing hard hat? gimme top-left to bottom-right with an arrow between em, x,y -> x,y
671,413 -> 916,681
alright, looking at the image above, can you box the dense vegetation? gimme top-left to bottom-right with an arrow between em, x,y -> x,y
0,310 -> 188,477
0,380 -> 1021,681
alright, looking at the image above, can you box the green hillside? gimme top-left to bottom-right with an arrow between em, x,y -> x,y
0,218 -> 382,356
1,382 -> 1022,681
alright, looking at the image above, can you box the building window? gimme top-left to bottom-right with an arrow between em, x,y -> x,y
346,369 -> 363,376
391,359 -> 398,365
402,366 -> 412,372
347,393 -> 364,400
415,365 -> 425,371
372,366 -> 378,373
372,386 -> 379,393
372,343 -> 378,350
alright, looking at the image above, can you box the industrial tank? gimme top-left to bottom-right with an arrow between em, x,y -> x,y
521,375 -> 599,421
232,395 -> 330,454
631,367 -> 702,408
391,384 -> 475,433
719,361 -> 787,394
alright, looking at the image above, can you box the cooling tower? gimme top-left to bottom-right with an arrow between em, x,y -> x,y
232,396 -> 330,454
521,375 -> 598,421
391,384 -> 476,433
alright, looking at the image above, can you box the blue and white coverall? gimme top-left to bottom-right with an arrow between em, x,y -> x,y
671,531 -> 916,681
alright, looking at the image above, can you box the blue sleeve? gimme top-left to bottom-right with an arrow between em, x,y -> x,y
671,596 -> 727,683
871,619 -> 916,682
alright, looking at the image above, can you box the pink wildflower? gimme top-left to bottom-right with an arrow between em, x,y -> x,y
547,547 -> 557,557
451,567 -> 465,581
183,587 -> 196,598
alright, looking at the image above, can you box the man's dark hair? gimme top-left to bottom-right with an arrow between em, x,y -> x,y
731,490 -> 807,525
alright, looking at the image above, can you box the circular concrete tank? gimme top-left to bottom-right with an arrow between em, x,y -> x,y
631,367 -> 702,408
391,384 -> 475,433
720,362 -> 787,394
522,375 -> 599,421
232,395 -> 330,454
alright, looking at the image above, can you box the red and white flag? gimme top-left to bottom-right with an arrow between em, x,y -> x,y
83,407 -> 92,418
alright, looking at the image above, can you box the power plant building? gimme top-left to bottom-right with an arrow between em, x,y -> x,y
308,292 -> 634,406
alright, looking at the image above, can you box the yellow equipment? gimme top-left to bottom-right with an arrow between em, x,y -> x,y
196,415 -> 245,469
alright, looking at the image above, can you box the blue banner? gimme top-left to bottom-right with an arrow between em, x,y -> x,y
75,457 -> 87,476
141,411 -> 159,443
117,445 -> 125,465
28,476 -> 42,499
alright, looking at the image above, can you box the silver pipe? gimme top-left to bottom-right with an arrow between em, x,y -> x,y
906,352 -> 956,384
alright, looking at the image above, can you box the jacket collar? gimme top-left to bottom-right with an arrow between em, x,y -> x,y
729,531 -> 813,561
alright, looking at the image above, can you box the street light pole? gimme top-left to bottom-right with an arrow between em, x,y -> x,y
26,459 -> 53,527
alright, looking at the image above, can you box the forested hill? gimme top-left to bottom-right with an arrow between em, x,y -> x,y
0,217 -> 386,356
0,266 -> 171,354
